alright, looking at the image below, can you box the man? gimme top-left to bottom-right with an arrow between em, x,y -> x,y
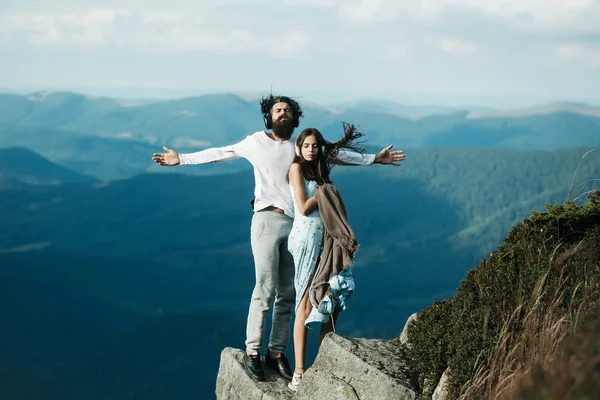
152,94 -> 404,382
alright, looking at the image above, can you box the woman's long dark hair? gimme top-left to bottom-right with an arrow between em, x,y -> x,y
294,123 -> 366,185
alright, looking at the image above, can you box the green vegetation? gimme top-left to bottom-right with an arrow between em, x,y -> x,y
0,147 -> 93,184
405,190 -> 600,399
340,146 -> 599,252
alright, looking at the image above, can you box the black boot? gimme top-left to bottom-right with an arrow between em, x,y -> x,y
265,353 -> 293,380
243,352 -> 265,381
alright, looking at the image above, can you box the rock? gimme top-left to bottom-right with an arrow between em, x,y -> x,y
399,313 -> 419,345
216,334 -> 418,400
215,347 -> 293,400
296,333 -> 416,400
431,368 -> 450,400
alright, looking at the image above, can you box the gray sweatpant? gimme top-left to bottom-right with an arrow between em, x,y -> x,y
245,211 -> 295,354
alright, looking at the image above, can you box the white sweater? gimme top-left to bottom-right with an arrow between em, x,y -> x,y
179,131 -> 375,217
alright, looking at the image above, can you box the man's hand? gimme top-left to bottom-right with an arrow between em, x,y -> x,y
152,146 -> 181,166
374,145 -> 404,166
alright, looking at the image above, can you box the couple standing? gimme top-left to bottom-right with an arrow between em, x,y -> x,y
152,94 -> 404,391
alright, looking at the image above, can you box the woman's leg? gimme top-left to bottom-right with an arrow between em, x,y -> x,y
319,308 -> 340,345
293,288 -> 313,374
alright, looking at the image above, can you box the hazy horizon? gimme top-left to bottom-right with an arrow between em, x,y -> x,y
3,85 -> 600,110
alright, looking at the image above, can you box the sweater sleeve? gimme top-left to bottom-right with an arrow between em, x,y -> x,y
335,149 -> 376,166
179,136 -> 251,165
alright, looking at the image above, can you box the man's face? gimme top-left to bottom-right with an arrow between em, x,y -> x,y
271,101 -> 295,139
271,101 -> 293,123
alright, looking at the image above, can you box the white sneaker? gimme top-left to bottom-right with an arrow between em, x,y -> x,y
287,372 -> 303,392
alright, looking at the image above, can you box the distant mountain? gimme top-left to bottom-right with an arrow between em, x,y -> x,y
0,127 -> 249,181
0,91 -> 121,128
328,99 -> 475,117
1,146 -> 598,400
466,101 -> 600,119
0,304 -> 245,400
1,90 -> 598,399
0,269 -> 146,368
422,111 -> 600,149
43,314 -> 246,400
0,147 -> 94,187
1,90 -> 599,180
0,176 -> 27,190
1,147 -> 597,313
0,91 -> 598,149
0,91 -> 260,146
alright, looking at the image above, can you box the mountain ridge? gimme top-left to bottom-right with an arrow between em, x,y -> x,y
0,147 -> 95,187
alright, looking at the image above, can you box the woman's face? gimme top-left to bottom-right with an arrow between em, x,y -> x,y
300,134 -> 319,162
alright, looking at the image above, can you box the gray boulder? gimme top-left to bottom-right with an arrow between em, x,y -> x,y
296,333 -> 416,400
431,368 -> 450,400
216,334 -> 417,400
399,313 -> 419,346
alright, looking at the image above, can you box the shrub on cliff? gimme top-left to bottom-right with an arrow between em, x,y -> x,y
406,189 -> 600,399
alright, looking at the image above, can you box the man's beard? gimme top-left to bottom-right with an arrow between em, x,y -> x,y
272,117 -> 294,140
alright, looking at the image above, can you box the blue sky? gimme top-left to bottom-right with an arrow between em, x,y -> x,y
1,0 -> 599,107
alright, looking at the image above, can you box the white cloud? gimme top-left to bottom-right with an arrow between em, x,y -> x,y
334,0 -> 599,32
271,30 -> 314,57
0,9 -> 313,56
455,0 -> 599,31
81,9 -> 120,25
458,0 -> 588,19
338,0 -> 444,24
283,0 -> 339,7
141,12 -> 179,24
557,43 -> 600,66
1,9 -> 130,49
339,0 -> 385,23
438,36 -> 477,55
385,45 -> 410,59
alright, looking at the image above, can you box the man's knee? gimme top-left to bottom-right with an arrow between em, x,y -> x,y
252,283 -> 276,305
275,284 -> 295,304
276,271 -> 295,294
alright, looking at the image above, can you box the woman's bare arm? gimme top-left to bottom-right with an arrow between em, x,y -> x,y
289,163 -> 318,216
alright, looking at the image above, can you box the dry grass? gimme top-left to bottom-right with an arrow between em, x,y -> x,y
458,241 -> 599,400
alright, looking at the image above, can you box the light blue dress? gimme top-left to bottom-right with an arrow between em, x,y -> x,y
287,179 -> 324,313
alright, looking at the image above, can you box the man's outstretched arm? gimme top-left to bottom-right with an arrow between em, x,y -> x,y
152,138 -> 249,166
335,145 -> 405,166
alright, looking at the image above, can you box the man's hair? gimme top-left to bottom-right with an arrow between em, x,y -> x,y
260,94 -> 303,129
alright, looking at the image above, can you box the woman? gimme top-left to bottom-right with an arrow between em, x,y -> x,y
286,125 -> 364,392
